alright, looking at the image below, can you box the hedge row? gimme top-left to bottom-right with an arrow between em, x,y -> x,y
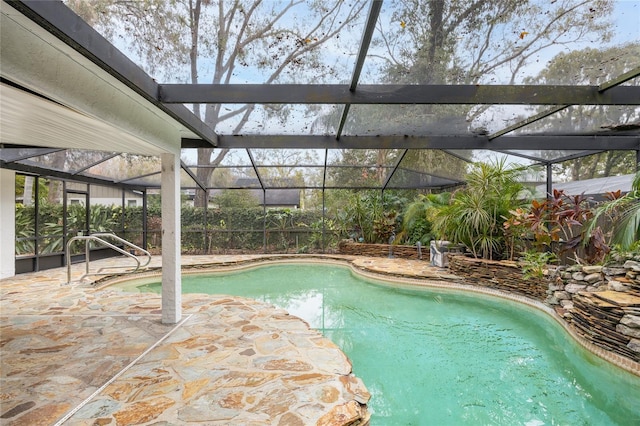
15,204 -> 340,255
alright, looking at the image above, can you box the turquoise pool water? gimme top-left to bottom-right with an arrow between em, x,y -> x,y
119,264 -> 640,425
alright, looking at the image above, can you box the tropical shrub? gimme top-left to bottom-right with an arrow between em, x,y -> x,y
607,240 -> 640,264
586,171 -> 640,253
502,207 -> 530,261
519,250 -> 558,280
374,211 -> 399,244
399,192 -> 451,245
15,204 -> 35,255
507,181 -> 638,264
510,189 -> 598,260
433,159 -> 530,260
301,218 -> 339,251
266,209 -> 294,252
333,191 -> 407,244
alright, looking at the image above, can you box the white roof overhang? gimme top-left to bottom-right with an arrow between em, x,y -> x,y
0,2 -> 199,155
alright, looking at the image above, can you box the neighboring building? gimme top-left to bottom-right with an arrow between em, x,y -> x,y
14,175 -> 144,207
250,188 -> 302,209
187,178 -> 302,209
234,178 -> 302,209
70,185 -> 144,207
534,173 -> 634,200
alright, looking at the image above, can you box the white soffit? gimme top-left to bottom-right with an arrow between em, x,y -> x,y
0,83 -> 166,155
0,4 -> 197,155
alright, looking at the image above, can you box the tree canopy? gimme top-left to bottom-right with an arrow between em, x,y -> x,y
63,0 -> 633,193
67,0 -> 369,204
525,43 -> 640,180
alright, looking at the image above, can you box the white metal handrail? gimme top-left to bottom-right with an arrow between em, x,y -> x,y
66,233 -> 151,284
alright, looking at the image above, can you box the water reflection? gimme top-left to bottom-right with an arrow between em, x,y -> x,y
263,290 -> 329,330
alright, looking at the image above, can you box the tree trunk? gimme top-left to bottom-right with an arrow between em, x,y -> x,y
424,0 -> 445,84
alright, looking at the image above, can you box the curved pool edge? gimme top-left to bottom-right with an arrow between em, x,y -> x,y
99,255 -> 640,377
349,263 -> 640,378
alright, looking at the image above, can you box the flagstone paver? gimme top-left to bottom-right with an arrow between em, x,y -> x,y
4,255 -> 448,425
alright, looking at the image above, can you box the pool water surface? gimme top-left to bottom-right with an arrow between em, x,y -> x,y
118,264 -> 640,425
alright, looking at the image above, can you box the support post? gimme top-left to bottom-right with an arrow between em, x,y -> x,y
121,189 -> 125,238
62,181 -> 68,266
34,176 -> 40,272
142,189 -> 148,250
161,153 -> 181,324
0,169 -> 16,279
546,163 -> 553,201
204,189 -> 209,253
322,189 -> 326,253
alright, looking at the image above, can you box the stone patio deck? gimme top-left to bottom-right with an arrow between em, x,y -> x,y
0,255 -> 454,425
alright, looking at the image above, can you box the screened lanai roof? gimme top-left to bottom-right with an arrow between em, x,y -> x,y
1,0 -> 639,192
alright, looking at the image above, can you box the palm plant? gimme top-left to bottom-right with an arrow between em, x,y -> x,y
343,191 -> 383,243
586,171 -> 640,251
400,192 -> 450,245
267,209 -> 294,252
432,159 -> 531,260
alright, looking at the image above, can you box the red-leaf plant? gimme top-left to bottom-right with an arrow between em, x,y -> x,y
505,189 -> 609,264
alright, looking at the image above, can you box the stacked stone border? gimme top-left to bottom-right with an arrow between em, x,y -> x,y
546,261 -> 640,363
447,255 -> 548,300
338,240 -> 424,259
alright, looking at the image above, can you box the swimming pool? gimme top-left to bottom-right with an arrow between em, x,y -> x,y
118,263 -> 640,425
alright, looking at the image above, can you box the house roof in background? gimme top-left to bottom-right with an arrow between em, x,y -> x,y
535,173 -> 635,199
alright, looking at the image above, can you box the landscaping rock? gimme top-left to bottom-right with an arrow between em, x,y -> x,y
554,291 -> 570,301
447,256 -> 547,300
617,324 -> 640,339
584,273 -> 602,284
548,282 -> 564,291
570,292 -> 639,362
620,315 -> 640,328
623,260 -> 640,272
603,267 -> 626,276
571,272 -> 585,281
338,240 -> 425,260
609,280 -> 631,292
560,300 -> 574,310
564,284 -> 586,294
582,265 -> 603,274
627,339 -> 640,354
